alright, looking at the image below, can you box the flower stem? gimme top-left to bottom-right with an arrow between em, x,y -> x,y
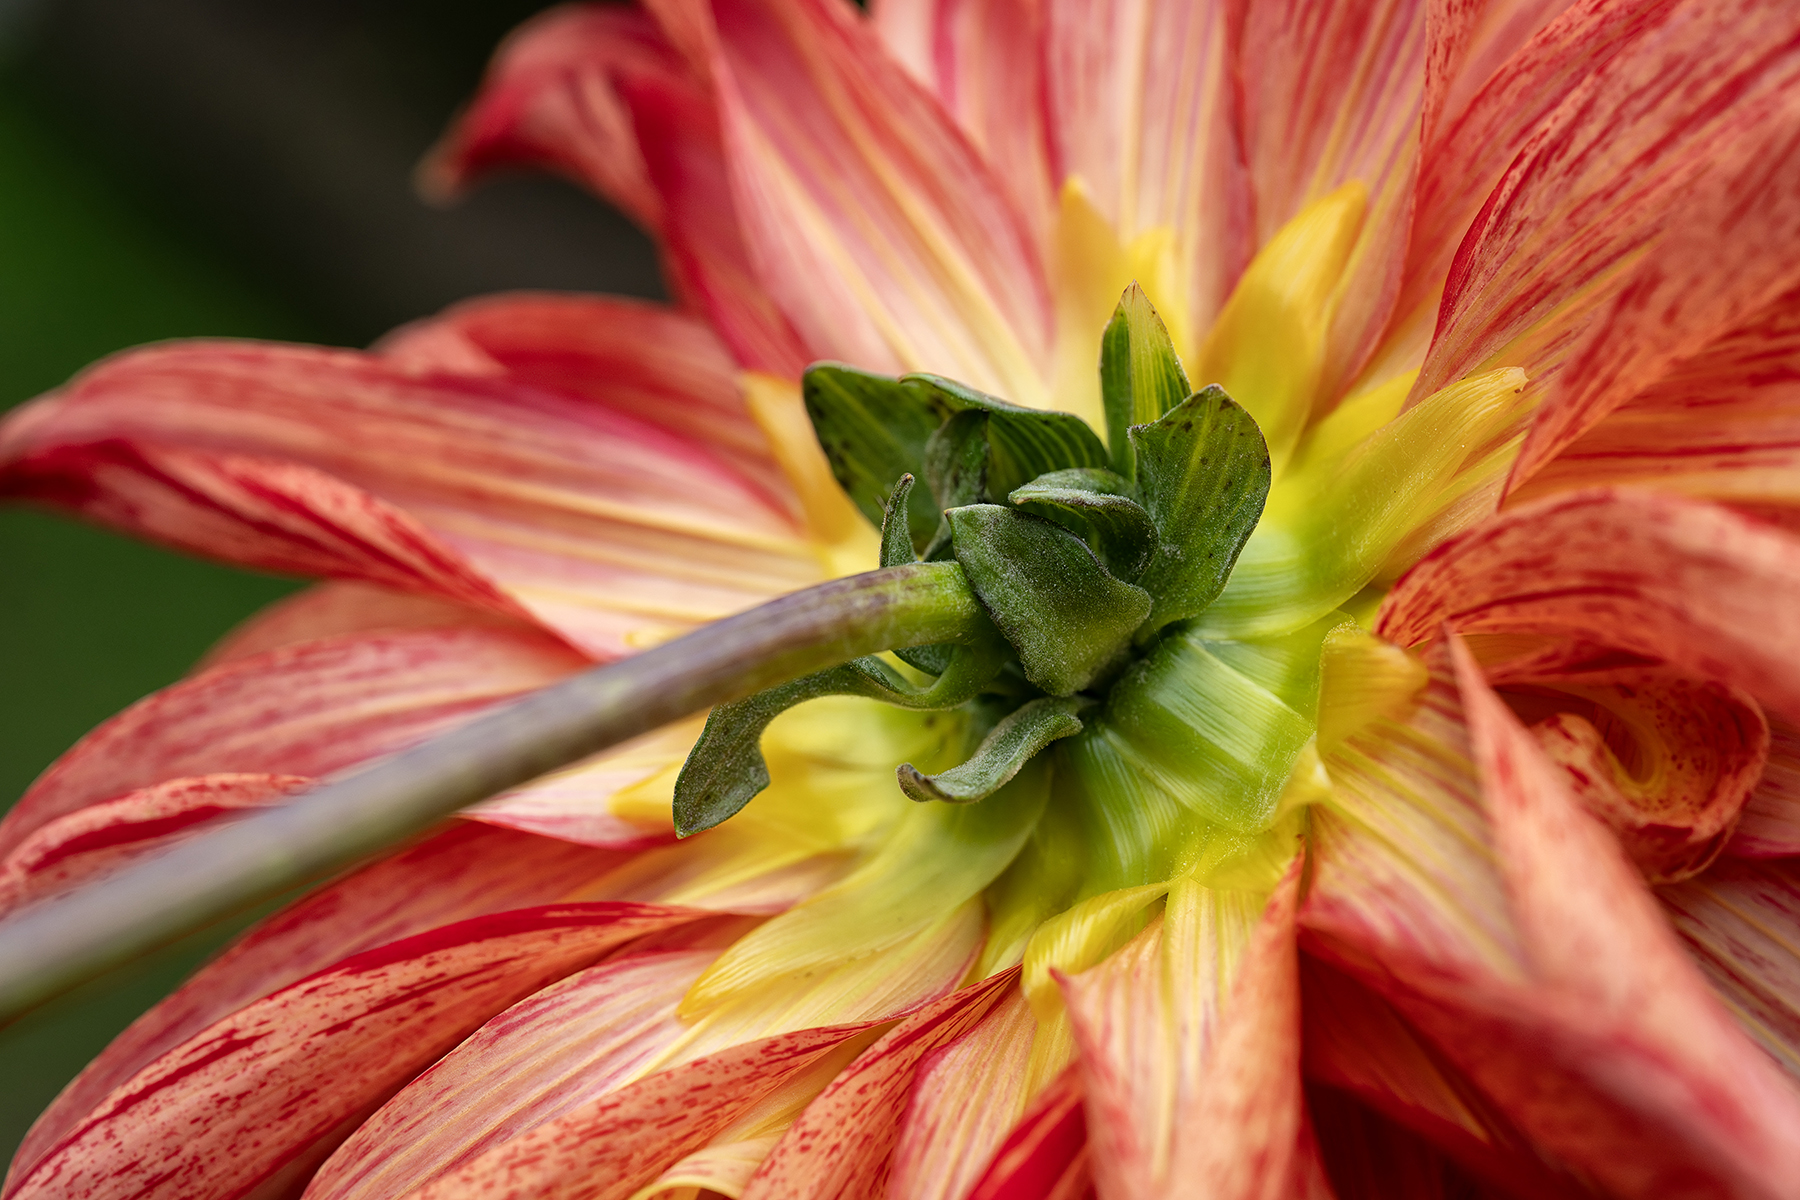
0,562 -> 987,1024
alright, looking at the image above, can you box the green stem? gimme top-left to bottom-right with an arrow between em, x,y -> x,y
0,562 -> 986,1024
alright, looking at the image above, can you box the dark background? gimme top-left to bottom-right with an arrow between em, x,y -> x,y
0,0 -> 662,1159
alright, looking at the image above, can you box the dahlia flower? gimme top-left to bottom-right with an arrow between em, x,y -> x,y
5,0 -> 1800,1196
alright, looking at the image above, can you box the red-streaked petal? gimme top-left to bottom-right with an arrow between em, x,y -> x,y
965,1064 -> 1090,1200
711,0 -> 1053,402
1661,858 -> 1800,1083
1044,0 -> 1250,348
1512,282 -> 1800,525
741,966 -> 1019,1197
1397,0 -> 1644,367
1300,954 -> 1589,1197
1480,660 -> 1768,883
1729,714 -> 1800,858
425,4 -> 685,227
6,903 -> 705,1200
1239,0 -> 1426,398
0,774 -> 308,918
0,341 -> 820,656
1061,865 -> 1314,1200
197,582 -> 533,670
0,627 -> 586,857
5,824 -> 636,1190
378,292 -> 795,508
1412,0 -> 1800,487
626,68 -> 813,377
1,438 -> 521,617
887,984 -> 1037,1200
869,0 -> 1055,241
399,973 -> 1012,1200
1377,490 -> 1800,723
307,947 -> 719,1200
1443,638 -> 1800,1193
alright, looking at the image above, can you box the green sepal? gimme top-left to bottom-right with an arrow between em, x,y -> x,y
906,373 -> 1110,499
1008,468 -> 1156,580
673,640 -> 1007,836
1130,386 -> 1271,635
1100,284 -> 1191,476
946,504 -> 1151,696
898,695 -> 1092,804
802,363 -> 942,552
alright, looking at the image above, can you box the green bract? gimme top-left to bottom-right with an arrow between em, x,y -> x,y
678,288 -> 1296,869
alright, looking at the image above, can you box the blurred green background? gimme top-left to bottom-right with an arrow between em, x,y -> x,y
0,0 -> 659,1161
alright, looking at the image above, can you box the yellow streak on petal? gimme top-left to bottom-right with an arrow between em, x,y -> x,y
742,372 -> 879,577
1021,883 -> 1167,1022
1196,181 -> 1369,473
1317,627 -> 1430,755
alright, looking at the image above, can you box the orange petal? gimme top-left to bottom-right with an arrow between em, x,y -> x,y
1239,0 -> 1426,401
742,966 -> 1019,1197
1412,0 -> 1800,487
0,627 -> 586,858
1728,713 -> 1800,858
1377,489 -> 1800,723
1043,0 -> 1250,349
1060,863 -> 1317,1200
0,340 -> 820,656
710,0 -> 1053,402
964,1063 -> 1091,1200
308,947 -> 721,1200
5,824 -> 635,1190
0,773 -> 308,918
1661,858 -> 1800,1083
6,903 -> 705,1200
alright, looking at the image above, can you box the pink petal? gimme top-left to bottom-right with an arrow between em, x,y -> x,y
424,4 -> 686,228
6,903 -> 705,1200
1728,713 -> 1800,858
1061,864 -> 1317,1200
1239,0 -> 1426,399
0,627 -> 586,857
1512,280 -> 1800,527
1412,0 -> 1800,488
710,0 -> 1053,401
869,0 -> 1056,241
964,1064 -> 1091,1200
0,773 -> 308,918
1424,0 -> 1577,142
1044,0 -> 1250,347
741,966 -> 1019,1197
1660,858 -> 1800,1083
401,973 -> 1013,1200
0,340 -> 820,656
307,947 -> 720,1200
1377,489 -> 1800,723
886,984 -> 1037,1200
6,823 -> 636,1190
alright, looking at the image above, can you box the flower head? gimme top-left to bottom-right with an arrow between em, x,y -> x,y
7,0 -> 1800,1197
